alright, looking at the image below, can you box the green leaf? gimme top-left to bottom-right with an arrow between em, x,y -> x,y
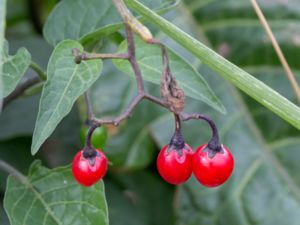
43,0 -> 178,46
113,37 -> 225,113
241,67 -> 300,142
4,161 -> 108,225
126,0 -> 300,130
106,171 -> 174,225
80,24 -> 124,47
43,0 -> 120,46
2,41 -> 31,97
0,0 -> 6,110
31,40 -> 102,155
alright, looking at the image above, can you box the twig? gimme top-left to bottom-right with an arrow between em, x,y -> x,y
144,93 -> 167,107
124,24 -> 145,93
251,0 -> 300,104
0,160 -> 27,183
3,76 -> 40,108
72,48 -> 129,64
93,93 -> 144,126
85,124 -> 98,150
174,113 -> 181,132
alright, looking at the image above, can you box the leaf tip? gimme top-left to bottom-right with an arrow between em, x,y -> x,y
30,137 -> 41,156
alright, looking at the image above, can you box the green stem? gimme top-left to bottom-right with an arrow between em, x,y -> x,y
30,61 -> 47,81
23,82 -> 44,97
126,0 -> 300,130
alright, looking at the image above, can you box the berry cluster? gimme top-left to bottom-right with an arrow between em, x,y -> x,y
70,11 -> 234,187
157,115 -> 234,188
71,113 -> 234,188
72,114 -> 234,187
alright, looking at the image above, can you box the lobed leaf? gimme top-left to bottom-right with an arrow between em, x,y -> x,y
31,40 -> 102,155
106,171 -> 174,225
2,41 -> 31,97
43,0 -> 178,46
113,37 -> 225,113
4,161 -> 108,225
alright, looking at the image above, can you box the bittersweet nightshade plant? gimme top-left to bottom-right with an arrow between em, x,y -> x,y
1,0 -> 300,225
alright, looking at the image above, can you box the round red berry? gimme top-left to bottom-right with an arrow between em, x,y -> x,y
72,149 -> 107,186
193,144 -> 234,188
157,144 -> 193,185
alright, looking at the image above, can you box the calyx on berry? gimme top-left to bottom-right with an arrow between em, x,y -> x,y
185,113 -> 235,188
72,124 -> 108,186
192,144 -> 234,188
72,148 -> 108,187
203,136 -> 223,159
157,115 -> 193,185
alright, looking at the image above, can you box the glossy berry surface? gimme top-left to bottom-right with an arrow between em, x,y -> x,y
72,149 -> 108,186
157,144 -> 193,185
80,125 -> 108,149
193,144 -> 234,188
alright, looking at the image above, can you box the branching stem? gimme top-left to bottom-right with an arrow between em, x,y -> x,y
75,0 -> 221,150
125,24 -> 145,93
72,48 -> 128,64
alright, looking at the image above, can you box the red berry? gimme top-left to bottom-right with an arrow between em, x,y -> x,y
72,149 -> 107,186
193,144 -> 234,187
157,144 -> 193,185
